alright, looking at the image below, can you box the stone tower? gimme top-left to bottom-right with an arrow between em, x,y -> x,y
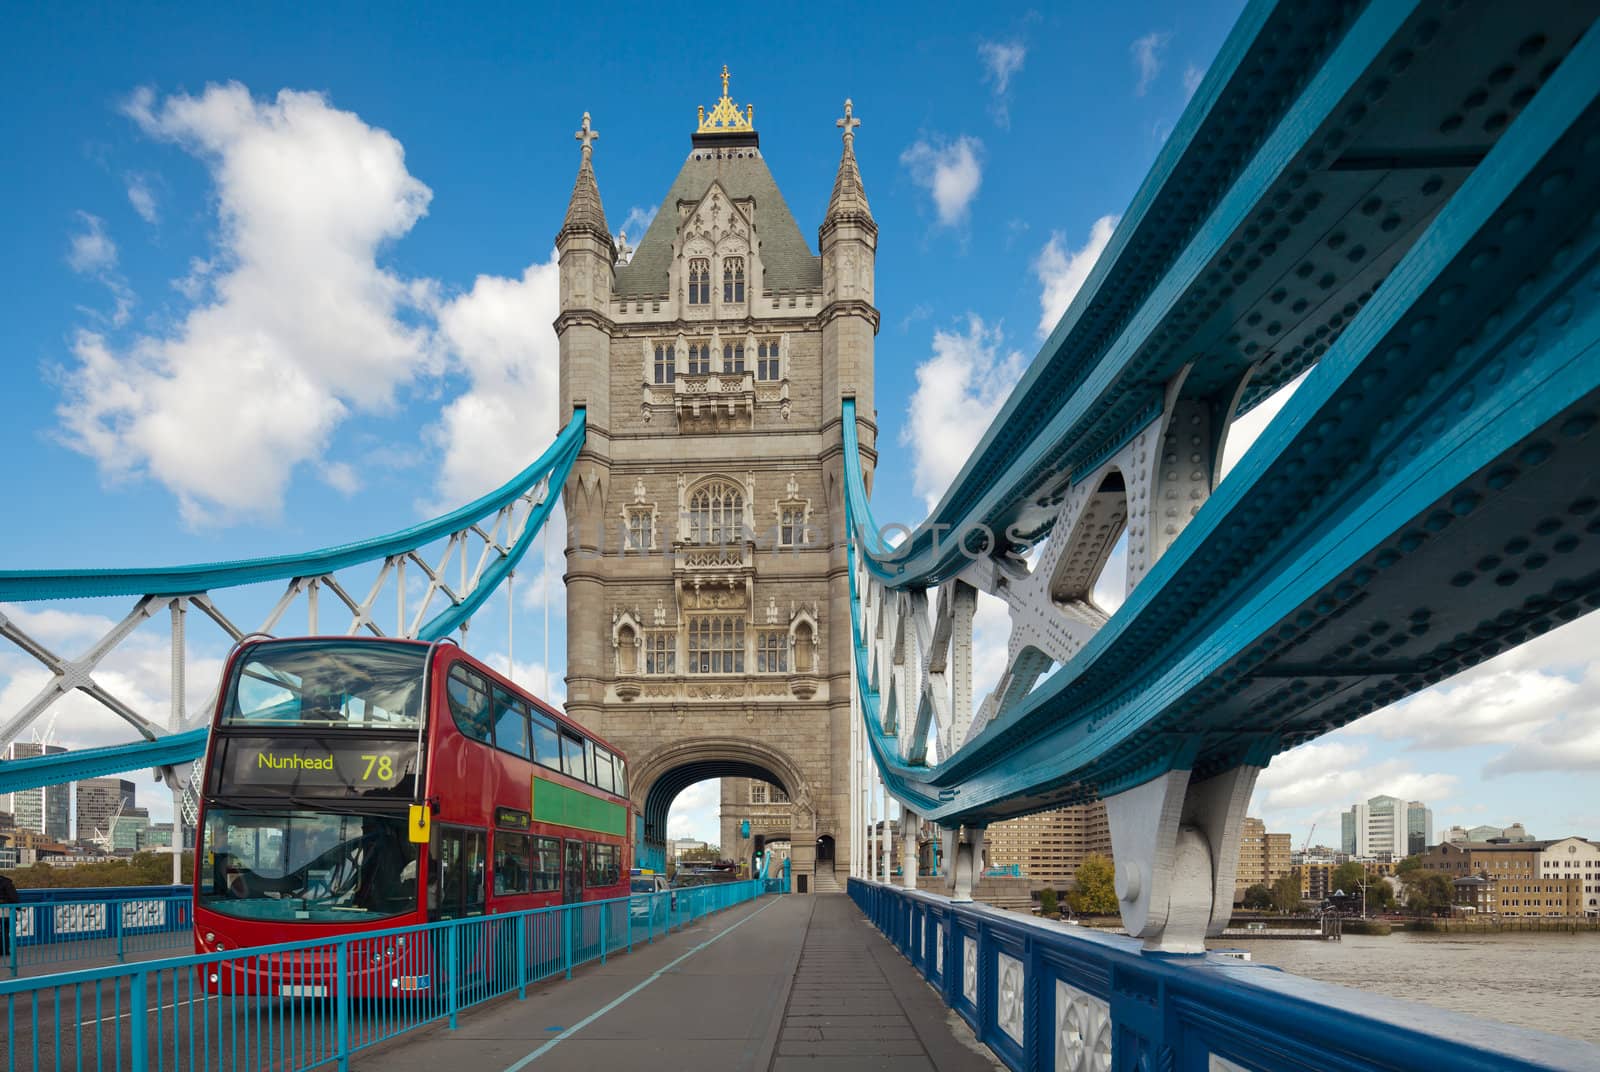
555,71 -> 877,892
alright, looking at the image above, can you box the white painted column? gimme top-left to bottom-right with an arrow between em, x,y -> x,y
901,809 -> 919,889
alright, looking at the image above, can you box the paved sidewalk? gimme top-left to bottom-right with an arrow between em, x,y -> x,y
359,894 -> 998,1072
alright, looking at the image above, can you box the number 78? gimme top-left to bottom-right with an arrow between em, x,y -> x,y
360,754 -> 395,781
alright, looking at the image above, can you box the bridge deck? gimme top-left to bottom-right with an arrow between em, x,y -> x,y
361,893 -> 998,1072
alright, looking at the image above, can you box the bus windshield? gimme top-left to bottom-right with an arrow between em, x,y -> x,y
200,808 -> 418,922
223,641 -> 426,730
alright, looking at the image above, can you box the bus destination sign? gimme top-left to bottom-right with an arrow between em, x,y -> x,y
212,736 -> 419,798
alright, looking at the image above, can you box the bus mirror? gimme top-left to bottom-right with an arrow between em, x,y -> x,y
408,803 -> 431,844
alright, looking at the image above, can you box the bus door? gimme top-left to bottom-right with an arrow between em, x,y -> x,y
562,839 -> 585,904
429,826 -> 487,921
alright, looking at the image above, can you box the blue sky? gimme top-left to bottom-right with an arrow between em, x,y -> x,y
2,1 -> 1596,851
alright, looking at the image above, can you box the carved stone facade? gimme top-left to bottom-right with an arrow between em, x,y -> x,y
555,74 -> 877,890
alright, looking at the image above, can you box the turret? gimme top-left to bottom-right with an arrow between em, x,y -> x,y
555,112 -> 617,722
819,99 -> 879,482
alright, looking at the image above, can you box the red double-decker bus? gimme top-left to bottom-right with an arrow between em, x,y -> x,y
193,636 -> 632,994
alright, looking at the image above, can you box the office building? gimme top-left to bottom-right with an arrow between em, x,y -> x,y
2,742 -> 71,840
1340,795 -> 1431,859
986,801 -> 1113,890
75,777 -> 135,844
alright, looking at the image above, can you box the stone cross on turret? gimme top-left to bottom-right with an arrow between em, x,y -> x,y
575,112 -> 599,156
836,99 -> 860,145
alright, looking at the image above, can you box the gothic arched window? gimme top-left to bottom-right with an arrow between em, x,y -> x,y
723,257 -> 745,303
688,341 -> 711,375
688,258 -> 710,305
688,479 -> 744,545
757,339 -> 780,381
688,615 -> 744,674
653,342 -> 676,384
723,342 -> 745,374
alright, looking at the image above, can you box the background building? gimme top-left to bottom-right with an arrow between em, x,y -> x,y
985,802 -> 1113,891
721,777 -> 792,874
111,806 -> 151,853
1233,816 -> 1292,900
75,777 -> 135,845
1444,822 -> 1534,843
2,742 -> 71,840
1340,794 -> 1431,859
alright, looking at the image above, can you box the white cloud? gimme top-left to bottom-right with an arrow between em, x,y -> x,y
65,212 -> 135,327
667,779 -> 722,844
429,252 -> 562,507
1182,64 -> 1204,100
900,136 -> 983,227
1353,612 -> 1600,777
67,212 -> 118,273
56,83 -> 436,526
900,315 -> 1025,511
978,40 -> 1026,126
1252,737 -> 1457,828
1130,32 -> 1170,96
126,175 -> 159,223
1034,215 -> 1117,337
617,204 -> 656,245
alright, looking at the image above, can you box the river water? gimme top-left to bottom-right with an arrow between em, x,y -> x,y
1220,931 -> 1600,1045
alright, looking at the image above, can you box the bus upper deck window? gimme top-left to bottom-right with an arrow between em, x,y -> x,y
225,641 -> 425,729
493,688 -> 529,758
530,713 -> 560,770
560,732 -> 585,781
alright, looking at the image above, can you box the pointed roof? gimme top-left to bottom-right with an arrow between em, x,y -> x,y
558,112 -> 614,249
823,98 -> 873,230
614,145 -> 821,297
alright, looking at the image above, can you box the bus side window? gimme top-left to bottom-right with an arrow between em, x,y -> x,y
614,757 -> 627,796
531,836 -> 561,892
593,748 -> 615,794
530,713 -> 560,770
583,739 -> 597,787
447,668 -> 492,744
560,732 -> 585,781
493,688 -> 529,759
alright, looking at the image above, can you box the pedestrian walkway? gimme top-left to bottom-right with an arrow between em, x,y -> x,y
359,894 -> 998,1072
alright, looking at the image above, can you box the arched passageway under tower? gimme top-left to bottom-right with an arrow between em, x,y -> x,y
630,738 -> 822,881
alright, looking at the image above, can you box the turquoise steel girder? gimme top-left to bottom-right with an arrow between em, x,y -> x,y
846,11 -> 1600,825
0,412 -> 585,602
860,0 -> 1599,586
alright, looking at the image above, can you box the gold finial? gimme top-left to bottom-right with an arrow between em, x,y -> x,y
575,111 -> 599,155
837,99 -> 860,144
697,65 -> 756,134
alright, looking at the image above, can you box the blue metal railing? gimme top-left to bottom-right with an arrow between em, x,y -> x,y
0,879 -> 771,1072
849,878 -> 1599,1072
5,895 -> 192,976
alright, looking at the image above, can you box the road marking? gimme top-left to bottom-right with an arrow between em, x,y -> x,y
81,996 -> 202,1026
500,897 -> 783,1071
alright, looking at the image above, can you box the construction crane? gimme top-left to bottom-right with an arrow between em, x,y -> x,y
91,798 -> 127,853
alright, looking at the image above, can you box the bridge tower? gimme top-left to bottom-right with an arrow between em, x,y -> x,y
556,70 -> 877,892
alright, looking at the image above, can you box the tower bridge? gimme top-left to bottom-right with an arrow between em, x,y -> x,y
4,1 -> 1600,1068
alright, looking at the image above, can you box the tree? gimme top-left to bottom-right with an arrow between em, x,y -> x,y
1067,854 -> 1120,916
1330,862 -> 1366,898
1366,877 -> 1396,912
1396,855 -> 1424,876
1271,872 -> 1303,914
1403,870 -> 1454,917
1038,887 -> 1059,917
1242,884 -> 1274,910
1,852 -> 192,889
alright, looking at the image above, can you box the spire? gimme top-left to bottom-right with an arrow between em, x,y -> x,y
824,99 -> 874,230
560,112 -> 613,246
